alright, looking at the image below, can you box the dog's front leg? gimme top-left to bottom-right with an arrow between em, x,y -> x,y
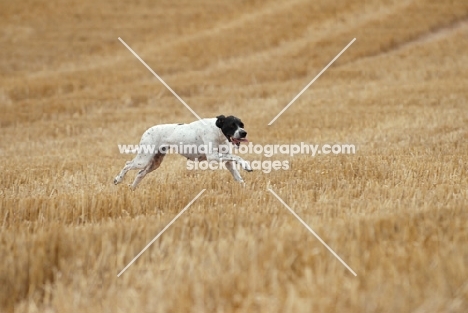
224,161 -> 244,182
206,153 -> 253,172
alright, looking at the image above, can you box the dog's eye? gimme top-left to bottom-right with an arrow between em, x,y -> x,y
232,123 -> 236,127
240,123 -> 244,128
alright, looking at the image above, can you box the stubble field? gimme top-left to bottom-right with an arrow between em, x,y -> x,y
1,0 -> 468,312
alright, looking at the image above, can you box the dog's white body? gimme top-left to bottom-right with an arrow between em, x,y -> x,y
141,118 -> 224,161
114,117 -> 252,189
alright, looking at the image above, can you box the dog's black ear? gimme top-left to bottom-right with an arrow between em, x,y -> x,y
216,115 -> 225,128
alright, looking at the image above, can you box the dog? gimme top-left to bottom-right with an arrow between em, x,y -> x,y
114,115 -> 252,189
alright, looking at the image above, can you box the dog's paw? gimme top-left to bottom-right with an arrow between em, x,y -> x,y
113,177 -> 121,185
242,161 -> 253,172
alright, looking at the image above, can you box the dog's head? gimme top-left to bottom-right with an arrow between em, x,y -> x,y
215,115 -> 248,147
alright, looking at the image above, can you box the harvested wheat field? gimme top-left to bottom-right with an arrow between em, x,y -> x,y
1,0 -> 468,312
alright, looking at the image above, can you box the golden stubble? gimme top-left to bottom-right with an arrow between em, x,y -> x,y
1,0 -> 467,312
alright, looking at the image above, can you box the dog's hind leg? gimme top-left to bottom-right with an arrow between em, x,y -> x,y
146,153 -> 166,175
114,152 -> 155,185
130,153 -> 166,190
114,160 -> 139,185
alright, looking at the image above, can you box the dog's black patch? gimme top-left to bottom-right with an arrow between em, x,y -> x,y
216,115 -> 247,145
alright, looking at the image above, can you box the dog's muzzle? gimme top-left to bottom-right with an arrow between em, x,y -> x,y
231,130 -> 248,147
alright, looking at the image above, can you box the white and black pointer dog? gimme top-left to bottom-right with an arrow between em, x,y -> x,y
114,115 -> 252,189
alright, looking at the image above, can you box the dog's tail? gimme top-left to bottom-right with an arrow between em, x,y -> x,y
117,145 -> 139,154
126,148 -> 139,154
